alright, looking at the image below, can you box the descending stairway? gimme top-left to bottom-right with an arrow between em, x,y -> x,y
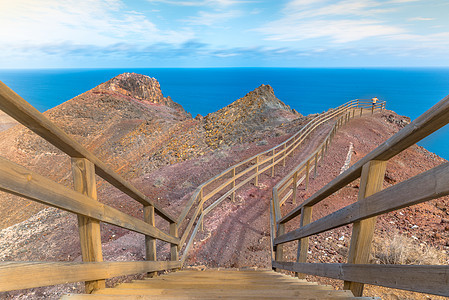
61,269 -> 376,299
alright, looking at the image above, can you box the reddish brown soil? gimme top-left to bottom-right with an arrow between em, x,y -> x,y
1,74 -> 447,299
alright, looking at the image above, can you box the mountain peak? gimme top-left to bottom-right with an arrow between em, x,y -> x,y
94,72 -> 171,106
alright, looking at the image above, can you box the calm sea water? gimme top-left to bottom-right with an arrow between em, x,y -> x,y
1,68 -> 449,159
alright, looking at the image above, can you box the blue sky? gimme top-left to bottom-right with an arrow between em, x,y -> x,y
1,0 -> 449,68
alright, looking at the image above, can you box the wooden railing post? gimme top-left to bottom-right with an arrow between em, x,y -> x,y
272,189 -> 283,272
321,144 -> 325,162
313,152 -> 318,179
71,158 -> 105,293
231,168 -> 236,202
283,144 -> 287,166
344,160 -> 387,296
360,107 -> 363,117
305,160 -> 310,191
144,205 -> 157,278
296,206 -> 313,279
200,188 -> 204,231
274,223 -> 285,271
292,171 -> 298,205
255,156 -> 259,186
170,222 -> 179,263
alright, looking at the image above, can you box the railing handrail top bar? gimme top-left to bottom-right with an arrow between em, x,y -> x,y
274,115 -> 337,190
274,102 -> 384,191
0,80 -> 176,223
279,94 -> 449,224
185,100 -> 358,205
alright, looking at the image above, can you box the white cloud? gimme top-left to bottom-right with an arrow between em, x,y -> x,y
409,17 -> 434,21
0,0 -> 193,48
184,10 -> 241,26
257,0 -> 407,43
147,0 -> 252,6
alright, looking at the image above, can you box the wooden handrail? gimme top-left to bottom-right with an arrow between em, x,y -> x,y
274,160 -> 449,245
271,94 -> 449,297
0,77 -> 388,295
0,81 -> 175,223
0,261 -> 181,292
0,81 -> 180,293
271,262 -> 449,297
278,95 -> 448,224
0,157 -> 179,245
178,99 -> 382,264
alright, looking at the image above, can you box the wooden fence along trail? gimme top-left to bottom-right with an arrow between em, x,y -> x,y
4,76 -> 446,298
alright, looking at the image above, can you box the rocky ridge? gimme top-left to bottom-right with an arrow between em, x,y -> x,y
0,73 -> 303,229
1,74 -> 443,300
203,84 -> 301,148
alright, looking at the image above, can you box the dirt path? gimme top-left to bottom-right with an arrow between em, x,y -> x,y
184,120 -> 335,267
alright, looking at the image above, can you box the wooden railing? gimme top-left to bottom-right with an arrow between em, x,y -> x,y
0,81 -> 181,293
0,78 -> 386,295
177,98 -> 385,265
271,94 -> 449,297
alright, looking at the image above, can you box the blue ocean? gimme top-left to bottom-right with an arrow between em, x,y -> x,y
1,68 -> 449,159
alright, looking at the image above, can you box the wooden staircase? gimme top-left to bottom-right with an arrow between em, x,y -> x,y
61,269 -> 374,299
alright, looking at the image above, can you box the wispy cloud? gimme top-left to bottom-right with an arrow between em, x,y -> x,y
0,0 -> 194,47
147,0 -> 252,7
409,17 -> 434,21
184,10 -> 241,25
257,0 -> 406,43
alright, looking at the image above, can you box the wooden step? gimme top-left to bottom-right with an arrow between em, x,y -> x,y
63,296 -> 378,300
61,269 -> 365,299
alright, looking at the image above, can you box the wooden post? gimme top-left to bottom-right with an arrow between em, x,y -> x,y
231,168 -> 236,202
71,158 -> 105,293
170,222 -> 179,263
321,144 -> 325,162
255,156 -> 259,186
305,160 -> 310,191
344,160 -> 387,296
292,171 -> 298,205
200,188 -> 204,231
271,150 -> 275,177
144,205 -> 157,278
352,109 -> 355,118
274,223 -> 285,271
360,107 -> 363,117
313,152 -> 318,179
283,144 -> 286,167
296,206 -> 313,279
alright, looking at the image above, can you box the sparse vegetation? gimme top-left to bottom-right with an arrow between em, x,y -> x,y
372,232 -> 444,265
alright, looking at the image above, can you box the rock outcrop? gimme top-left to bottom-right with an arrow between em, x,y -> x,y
93,72 -> 189,117
203,84 -> 301,148
0,75 -> 304,229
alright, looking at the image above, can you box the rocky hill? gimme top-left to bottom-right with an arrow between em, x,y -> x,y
1,73 -> 445,300
0,73 -> 302,230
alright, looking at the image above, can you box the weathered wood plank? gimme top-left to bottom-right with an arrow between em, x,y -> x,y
0,156 -> 179,244
0,261 -> 180,292
279,94 -> 449,224
275,160 -> 449,245
144,205 -> 157,278
97,287 -> 352,298
170,223 -> 179,262
0,80 -> 175,223
344,160 -> 387,296
296,206 -> 313,279
71,158 -> 105,293
272,261 -> 449,297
